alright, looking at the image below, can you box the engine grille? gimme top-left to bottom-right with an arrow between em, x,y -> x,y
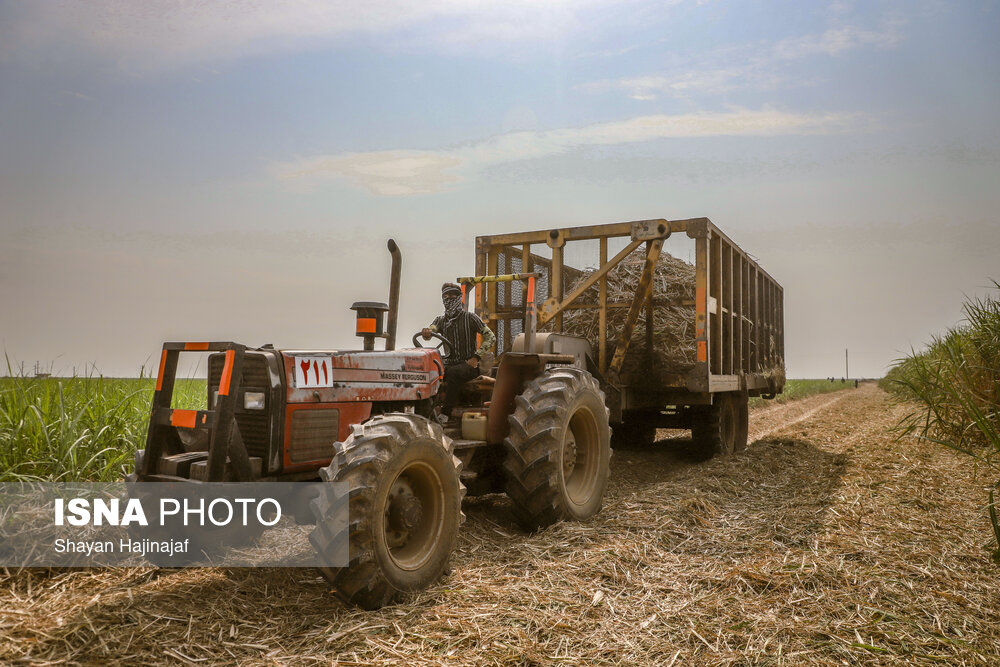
209,353 -> 271,388
289,409 -> 338,462
209,352 -> 271,460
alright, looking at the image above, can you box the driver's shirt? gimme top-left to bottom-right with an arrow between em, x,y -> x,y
429,311 -> 490,364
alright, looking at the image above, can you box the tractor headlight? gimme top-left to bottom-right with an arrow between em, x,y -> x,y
244,391 -> 266,410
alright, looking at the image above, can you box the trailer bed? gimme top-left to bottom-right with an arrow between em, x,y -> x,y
473,218 -> 784,420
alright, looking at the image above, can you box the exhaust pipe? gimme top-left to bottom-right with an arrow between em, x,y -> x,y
386,239 -> 401,351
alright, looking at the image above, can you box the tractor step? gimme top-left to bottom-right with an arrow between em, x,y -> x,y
451,439 -> 487,450
157,451 -> 208,477
189,457 -> 263,481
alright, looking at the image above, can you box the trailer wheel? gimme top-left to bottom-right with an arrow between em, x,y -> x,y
503,367 -> 611,531
310,414 -> 464,610
734,391 -> 749,453
691,393 -> 745,458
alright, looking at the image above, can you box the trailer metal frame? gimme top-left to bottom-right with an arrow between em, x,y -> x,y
474,218 -> 784,422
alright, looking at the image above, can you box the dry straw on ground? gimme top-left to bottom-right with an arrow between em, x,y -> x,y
551,250 -> 698,381
3,384 -> 999,665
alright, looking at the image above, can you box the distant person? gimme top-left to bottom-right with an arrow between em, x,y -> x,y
422,282 -> 496,422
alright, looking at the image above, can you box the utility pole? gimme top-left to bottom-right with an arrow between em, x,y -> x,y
845,348 -> 849,381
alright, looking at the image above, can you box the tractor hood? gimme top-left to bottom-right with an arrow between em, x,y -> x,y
281,348 -> 443,404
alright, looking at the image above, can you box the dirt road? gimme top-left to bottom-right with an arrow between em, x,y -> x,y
3,384 -> 999,665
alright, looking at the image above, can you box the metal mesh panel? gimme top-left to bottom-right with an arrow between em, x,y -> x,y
496,251 -> 507,353
494,250 -> 525,353
491,246 -> 600,353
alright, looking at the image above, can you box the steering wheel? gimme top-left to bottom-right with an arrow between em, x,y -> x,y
412,331 -> 453,359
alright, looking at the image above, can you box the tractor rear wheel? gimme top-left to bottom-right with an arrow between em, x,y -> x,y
310,414 -> 464,610
503,367 -> 611,531
691,392 -> 748,458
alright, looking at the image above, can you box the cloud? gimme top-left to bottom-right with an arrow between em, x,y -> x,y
60,90 -> 94,101
578,22 -> 902,100
578,67 -> 781,100
0,0 -> 639,70
274,108 -> 861,195
281,151 -> 465,196
771,24 -> 901,59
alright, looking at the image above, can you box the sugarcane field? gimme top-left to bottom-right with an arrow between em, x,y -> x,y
3,2 -> 999,666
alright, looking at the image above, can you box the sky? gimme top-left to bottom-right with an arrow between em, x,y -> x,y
1,0 -> 998,379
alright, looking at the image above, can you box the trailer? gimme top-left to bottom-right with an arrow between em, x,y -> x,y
472,217 -> 784,454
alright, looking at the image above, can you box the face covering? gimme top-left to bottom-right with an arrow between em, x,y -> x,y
443,295 -> 463,319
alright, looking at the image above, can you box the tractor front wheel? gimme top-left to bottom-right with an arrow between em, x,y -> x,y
310,414 -> 464,610
503,367 -> 611,531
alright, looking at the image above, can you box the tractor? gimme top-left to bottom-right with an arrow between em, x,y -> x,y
131,239 -> 611,608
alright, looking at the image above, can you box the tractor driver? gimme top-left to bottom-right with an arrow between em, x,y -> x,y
422,282 -> 496,421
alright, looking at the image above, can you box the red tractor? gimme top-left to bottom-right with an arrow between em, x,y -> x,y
132,240 -> 611,608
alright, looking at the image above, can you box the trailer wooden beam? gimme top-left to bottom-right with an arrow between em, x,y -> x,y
599,237 -> 608,373
552,244 -> 564,331
711,232 -> 722,376
645,240 -> 654,357
479,218 -> 689,247
609,239 -> 663,376
486,248 -> 498,334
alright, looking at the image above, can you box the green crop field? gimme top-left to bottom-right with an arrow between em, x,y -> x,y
748,377 -> 858,408
880,283 -> 999,559
1,372 -> 857,483
0,373 -> 205,482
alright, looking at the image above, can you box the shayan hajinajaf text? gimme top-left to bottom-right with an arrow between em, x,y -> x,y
53,538 -> 190,558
